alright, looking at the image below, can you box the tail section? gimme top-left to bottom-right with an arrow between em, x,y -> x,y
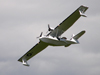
73,30 -> 86,40
71,30 -> 86,44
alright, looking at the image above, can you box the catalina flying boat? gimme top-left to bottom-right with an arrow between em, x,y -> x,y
18,5 -> 88,66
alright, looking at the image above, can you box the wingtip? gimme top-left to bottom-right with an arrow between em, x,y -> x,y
78,5 -> 88,17
18,58 -> 22,62
81,30 -> 86,33
80,5 -> 89,9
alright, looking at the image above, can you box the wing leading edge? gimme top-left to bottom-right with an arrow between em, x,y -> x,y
18,41 -> 48,66
48,5 -> 88,37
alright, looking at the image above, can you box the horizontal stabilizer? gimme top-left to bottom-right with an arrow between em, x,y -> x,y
73,30 -> 86,40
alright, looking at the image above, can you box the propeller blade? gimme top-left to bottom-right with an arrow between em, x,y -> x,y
37,32 -> 43,38
46,24 -> 50,33
48,24 -> 51,31
40,32 -> 43,37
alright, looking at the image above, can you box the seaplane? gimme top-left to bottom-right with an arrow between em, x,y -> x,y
18,5 -> 88,66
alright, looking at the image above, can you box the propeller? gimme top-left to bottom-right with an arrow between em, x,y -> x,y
37,32 -> 43,38
48,24 -> 51,31
46,24 -> 53,33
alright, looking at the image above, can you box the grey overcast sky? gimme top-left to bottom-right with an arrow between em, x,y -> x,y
0,0 -> 100,75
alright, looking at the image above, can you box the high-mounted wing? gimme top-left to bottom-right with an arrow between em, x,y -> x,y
48,5 -> 88,37
18,41 -> 48,66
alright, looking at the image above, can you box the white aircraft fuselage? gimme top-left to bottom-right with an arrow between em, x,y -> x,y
40,35 -> 79,47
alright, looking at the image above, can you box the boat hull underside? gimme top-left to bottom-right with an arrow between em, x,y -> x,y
40,38 -> 75,46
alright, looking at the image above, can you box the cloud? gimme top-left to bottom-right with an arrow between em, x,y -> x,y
0,0 -> 100,75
